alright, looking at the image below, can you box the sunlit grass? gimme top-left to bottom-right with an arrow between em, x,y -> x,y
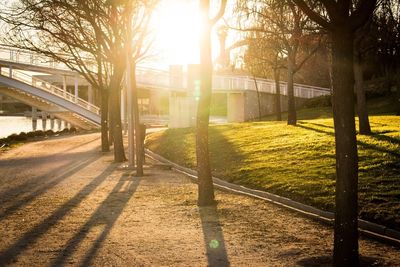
146,115 -> 400,230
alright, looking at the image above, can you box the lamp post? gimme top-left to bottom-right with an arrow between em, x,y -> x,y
126,7 -> 135,168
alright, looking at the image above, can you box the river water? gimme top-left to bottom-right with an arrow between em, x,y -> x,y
0,116 -> 66,138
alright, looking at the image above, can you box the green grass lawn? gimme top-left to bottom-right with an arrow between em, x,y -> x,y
146,115 -> 400,230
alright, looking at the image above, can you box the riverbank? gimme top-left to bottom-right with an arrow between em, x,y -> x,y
0,115 -> 68,139
0,127 -> 79,152
0,133 -> 399,266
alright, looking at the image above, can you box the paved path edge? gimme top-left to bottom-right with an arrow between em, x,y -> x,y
145,149 -> 400,247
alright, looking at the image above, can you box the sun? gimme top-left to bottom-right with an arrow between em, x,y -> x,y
151,0 -> 201,66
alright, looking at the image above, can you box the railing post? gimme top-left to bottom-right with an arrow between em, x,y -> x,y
74,76 -> 78,103
62,75 -> 67,98
9,66 -> 12,78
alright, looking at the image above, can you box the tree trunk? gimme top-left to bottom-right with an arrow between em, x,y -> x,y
331,28 -> 359,267
252,75 -> 262,120
396,75 -> 400,116
197,0 -> 215,207
131,64 -> 143,176
274,68 -> 282,121
109,73 -> 126,163
354,47 -> 371,135
100,89 -> 110,152
287,57 -> 296,125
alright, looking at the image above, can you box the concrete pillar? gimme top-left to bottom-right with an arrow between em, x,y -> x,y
32,107 -> 37,131
169,92 -> 196,128
168,65 -> 198,128
57,119 -> 62,131
9,66 -> 13,78
50,114 -> 55,130
169,65 -> 184,89
74,76 -> 79,102
41,111 -> 47,131
227,93 -> 245,122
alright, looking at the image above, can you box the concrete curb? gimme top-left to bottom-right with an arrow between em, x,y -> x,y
145,149 -> 400,247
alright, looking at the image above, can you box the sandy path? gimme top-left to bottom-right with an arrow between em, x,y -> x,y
0,133 -> 399,266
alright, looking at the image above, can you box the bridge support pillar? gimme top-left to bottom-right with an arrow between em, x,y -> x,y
32,107 -> 37,131
227,91 -> 278,122
168,65 -> 198,128
57,119 -> 62,131
227,92 -> 245,122
41,111 -> 47,131
169,92 -> 197,128
50,114 -> 55,130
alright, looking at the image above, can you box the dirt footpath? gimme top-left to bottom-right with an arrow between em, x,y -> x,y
0,133 -> 399,266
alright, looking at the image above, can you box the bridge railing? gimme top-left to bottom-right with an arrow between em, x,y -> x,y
0,45 -> 72,71
0,45 -> 331,99
0,69 -> 100,115
212,75 -> 330,98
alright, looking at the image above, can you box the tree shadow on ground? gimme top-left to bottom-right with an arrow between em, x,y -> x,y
297,255 -> 387,267
50,172 -> 140,267
301,121 -> 400,146
208,127 -> 245,179
296,122 -> 400,158
199,204 -> 230,267
0,154 -> 102,222
0,163 -> 117,265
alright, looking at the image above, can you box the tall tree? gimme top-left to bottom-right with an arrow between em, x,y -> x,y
197,0 -> 227,206
292,0 -> 377,266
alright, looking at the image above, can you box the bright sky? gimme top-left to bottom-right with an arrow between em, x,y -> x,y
150,0 -> 235,68
151,0 -> 201,66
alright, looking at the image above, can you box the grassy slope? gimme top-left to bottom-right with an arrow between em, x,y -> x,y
146,105 -> 400,230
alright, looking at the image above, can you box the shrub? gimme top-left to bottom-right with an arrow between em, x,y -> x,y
27,131 -> 36,138
17,132 -> 28,141
34,130 -> 45,137
45,130 -> 54,136
303,95 -> 332,108
8,134 -> 19,141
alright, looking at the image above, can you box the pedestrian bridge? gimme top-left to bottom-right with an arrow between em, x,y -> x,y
0,46 -> 330,129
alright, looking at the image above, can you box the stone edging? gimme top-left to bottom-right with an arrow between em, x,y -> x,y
145,148 -> 400,247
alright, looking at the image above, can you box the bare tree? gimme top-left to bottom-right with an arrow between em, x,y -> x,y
292,0 -> 377,266
1,0 -> 156,163
244,34 -> 285,121
197,0 -> 227,206
125,1 -> 156,176
234,0 -> 322,125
